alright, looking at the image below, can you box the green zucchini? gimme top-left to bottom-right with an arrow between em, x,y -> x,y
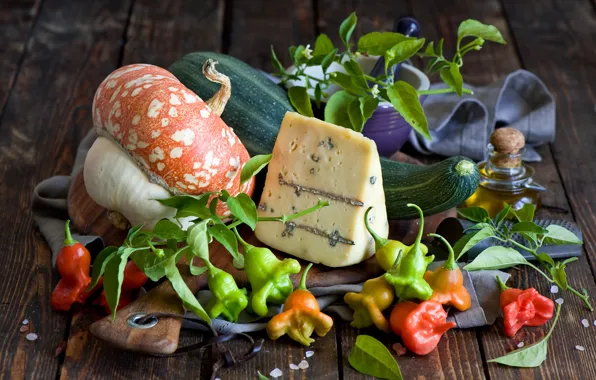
169,52 -> 479,219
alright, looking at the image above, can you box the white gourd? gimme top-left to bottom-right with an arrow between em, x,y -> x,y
83,137 -> 192,230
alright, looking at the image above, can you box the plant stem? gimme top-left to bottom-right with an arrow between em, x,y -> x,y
526,262 -> 554,283
257,200 -> 329,223
418,88 -> 474,95
567,285 -> 594,311
363,74 -> 387,87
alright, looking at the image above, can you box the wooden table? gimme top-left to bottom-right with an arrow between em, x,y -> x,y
1,0 -> 595,378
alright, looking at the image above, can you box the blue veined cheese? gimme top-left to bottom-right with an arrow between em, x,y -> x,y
254,112 -> 389,267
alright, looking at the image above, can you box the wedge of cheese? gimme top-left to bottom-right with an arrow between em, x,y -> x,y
254,112 -> 388,267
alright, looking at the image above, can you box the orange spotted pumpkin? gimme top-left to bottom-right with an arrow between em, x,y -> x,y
84,60 -> 254,229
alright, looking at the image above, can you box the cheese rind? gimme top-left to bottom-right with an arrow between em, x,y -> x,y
254,112 -> 389,267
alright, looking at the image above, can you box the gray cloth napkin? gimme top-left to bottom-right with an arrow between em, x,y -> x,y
409,69 -> 555,162
32,128 -> 510,332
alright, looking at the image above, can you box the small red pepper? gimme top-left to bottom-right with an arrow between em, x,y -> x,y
389,300 -> 456,355
99,260 -> 148,313
51,221 -> 92,311
497,276 -> 554,337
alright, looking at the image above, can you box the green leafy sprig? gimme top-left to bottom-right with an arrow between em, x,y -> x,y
271,13 -> 505,137
89,155 -> 328,321
457,203 -> 592,310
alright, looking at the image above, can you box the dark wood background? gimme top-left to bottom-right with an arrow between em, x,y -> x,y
1,0 -> 595,378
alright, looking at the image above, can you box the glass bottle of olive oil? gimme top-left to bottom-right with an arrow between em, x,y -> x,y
464,127 -> 545,217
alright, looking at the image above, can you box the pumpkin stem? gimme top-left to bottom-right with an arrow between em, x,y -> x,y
203,59 -> 231,116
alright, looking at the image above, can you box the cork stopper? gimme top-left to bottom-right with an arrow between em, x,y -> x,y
489,128 -> 525,168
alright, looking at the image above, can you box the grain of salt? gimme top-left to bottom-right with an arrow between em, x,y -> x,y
305,350 -> 314,358
550,285 -> 559,294
22,319 -> 29,325
270,368 -> 283,378
576,345 -> 585,351
582,319 -> 590,328
517,342 -> 525,348
26,333 -> 38,341
289,364 -> 299,370
555,298 -> 564,305
298,360 -> 309,370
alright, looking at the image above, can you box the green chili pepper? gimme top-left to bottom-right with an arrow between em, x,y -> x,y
205,262 -> 248,322
364,207 -> 428,272
383,203 -> 435,301
234,228 -> 301,317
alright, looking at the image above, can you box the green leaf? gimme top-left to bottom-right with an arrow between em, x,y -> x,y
543,225 -> 582,245
454,233 -> 475,261
207,224 -> 243,269
457,226 -> 495,259
157,194 -> 215,219
360,96 -> 379,125
439,63 -> 463,96
537,252 -> 555,267
209,197 -> 220,220
457,207 -> 490,223
348,335 -> 402,380
314,33 -> 334,56
270,46 -> 285,74
511,203 -> 536,222
347,97 -> 365,132
324,90 -> 357,129
257,371 -> 269,380
187,220 -> 210,261
153,219 -> 186,241
142,246 -> 189,281
189,261 -> 209,276
321,48 -> 338,73
124,225 -> 145,247
329,72 -> 367,95
562,257 -> 579,265
293,45 -> 306,64
314,83 -> 322,108
488,304 -> 561,368
89,246 -> 118,290
420,41 -> 435,57
385,38 -> 426,72
339,12 -> 357,48
343,60 -> 368,88
358,32 -> 413,55
288,46 -> 297,63
458,19 -> 506,44
437,39 -> 444,56
387,81 -> 430,140
511,222 -> 549,235
464,246 -> 529,271
495,204 -> 512,226
288,86 -> 314,117
226,193 -> 258,230
464,222 -> 492,232
164,256 -> 211,323
103,247 -> 145,319
550,264 -> 569,290
240,154 -> 272,185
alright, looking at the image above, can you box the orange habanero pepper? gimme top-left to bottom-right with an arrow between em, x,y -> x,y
424,234 -> 471,311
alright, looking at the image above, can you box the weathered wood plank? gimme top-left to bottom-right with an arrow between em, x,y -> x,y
123,0 -> 224,67
316,0 -> 409,48
0,0 -> 132,379
481,0 -> 596,377
226,0 -> 315,69
0,0 -> 41,117
58,1 -> 225,379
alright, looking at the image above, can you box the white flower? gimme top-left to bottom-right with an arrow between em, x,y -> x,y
371,84 -> 380,98
303,44 -> 313,60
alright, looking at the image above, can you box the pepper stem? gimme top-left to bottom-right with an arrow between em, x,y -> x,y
364,207 -> 389,251
389,248 -> 404,272
64,220 -> 77,246
299,263 -> 313,290
232,227 -> 252,252
428,233 -> 457,270
496,276 -> 509,291
406,203 -> 425,250
203,59 -> 230,116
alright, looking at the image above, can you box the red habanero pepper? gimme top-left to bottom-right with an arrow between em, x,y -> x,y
99,260 -> 148,313
389,300 -> 456,355
497,276 -> 554,337
51,221 -> 92,311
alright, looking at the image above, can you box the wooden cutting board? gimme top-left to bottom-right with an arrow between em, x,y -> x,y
68,152 -> 455,354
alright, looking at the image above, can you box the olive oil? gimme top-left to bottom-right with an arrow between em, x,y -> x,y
464,128 -> 544,217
